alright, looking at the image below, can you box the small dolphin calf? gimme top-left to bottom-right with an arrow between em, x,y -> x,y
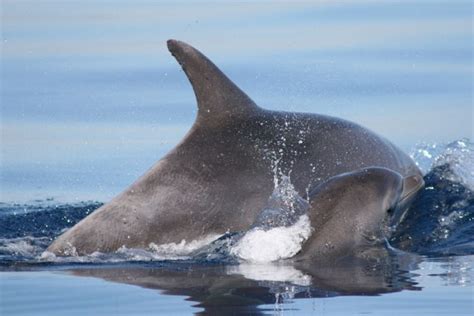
48,40 -> 424,257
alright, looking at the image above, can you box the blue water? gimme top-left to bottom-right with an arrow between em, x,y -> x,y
1,1 -> 473,315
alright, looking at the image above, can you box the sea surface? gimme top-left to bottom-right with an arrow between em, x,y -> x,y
1,1 -> 473,315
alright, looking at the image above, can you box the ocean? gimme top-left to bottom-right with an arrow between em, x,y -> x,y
1,1 -> 472,315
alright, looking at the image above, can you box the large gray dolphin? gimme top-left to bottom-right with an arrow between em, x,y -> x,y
48,39 -> 424,256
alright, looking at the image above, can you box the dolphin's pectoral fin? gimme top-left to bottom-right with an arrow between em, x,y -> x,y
167,39 -> 261,126
296,167 -> 404,263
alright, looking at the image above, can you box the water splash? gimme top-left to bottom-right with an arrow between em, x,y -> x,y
411,138 -> 473,190
37,234 -> 223,264
253,176 -> 309,230
257,114 -> 311,189
230,176 -> 312,263
230,215 -> 312,263
392,138 -> 474,256
148,234 -> 222,259
0,236 -> 51,262
228,119 -> 315,263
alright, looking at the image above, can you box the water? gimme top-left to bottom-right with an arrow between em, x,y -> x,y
1,1 -> 473,315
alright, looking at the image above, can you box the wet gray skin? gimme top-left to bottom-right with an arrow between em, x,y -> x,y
48,40 -> 424,256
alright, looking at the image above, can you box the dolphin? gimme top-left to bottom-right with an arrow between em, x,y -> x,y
47,39 -> 424,256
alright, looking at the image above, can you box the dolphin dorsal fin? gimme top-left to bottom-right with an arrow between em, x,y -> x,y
167,39 -> 260,126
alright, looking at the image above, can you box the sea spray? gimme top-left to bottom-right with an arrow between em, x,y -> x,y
230,176 -> 313,262
230,215 -> 312,262
391,138 -> 474,255
410,138 -> 473,190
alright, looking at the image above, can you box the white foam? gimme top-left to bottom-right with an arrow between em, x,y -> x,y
0,238 -> 39,257
39,251 -> 57,261
37,234 -> 222,263
230,215 -> 312,263
148,234 -> 222,259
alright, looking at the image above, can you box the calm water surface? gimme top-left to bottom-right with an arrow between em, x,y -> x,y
1,1 -> 473,315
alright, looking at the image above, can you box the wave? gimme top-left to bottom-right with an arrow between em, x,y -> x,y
389,138 -> 473,256
410,138 -> 473,189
